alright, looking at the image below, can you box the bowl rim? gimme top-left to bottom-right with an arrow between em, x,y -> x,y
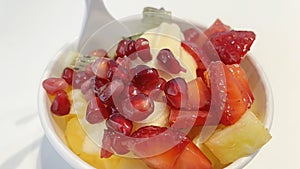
38,38 -> 94,169
38,37 -> 274,169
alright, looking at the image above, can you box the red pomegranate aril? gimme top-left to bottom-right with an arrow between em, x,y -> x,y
110,132 -> 130,155
86,97 -> 109,124
133,68 -> 159,86
135,38 -> 152,62
121,83 -> 142,99
116,56 -> 131,71
42,77 -> 68,95
89,49 -> 107,57
61,67 -> 74,85
125,39 -> 137,57
106,113 -> 133,136
99,80 -> 124,106
108,65 -> 129,83
164,77 -> 188,109
157,48 -> 186,74
101,129 -> 114,158
50,90 -> 71,116
91,57 -> 111,79
73,71 -> 92,89
120,93 -> 154,121
106,106 -> 119,115
116,39 -> 127,58
135,38 -> 150,51
92,76 -> 109,95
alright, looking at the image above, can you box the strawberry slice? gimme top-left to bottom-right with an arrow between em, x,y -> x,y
226,64 -> 254,107
206,30 -> 256,65
169,109 -> 209,128
205,61 -> 249,125
204,19 -> 231,37
173,142 -> 212,169
183,19 -> 230,48
130,126 -> 189,169
130,126 -> 212,169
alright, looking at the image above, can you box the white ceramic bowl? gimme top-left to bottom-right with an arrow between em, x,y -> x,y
38,17 -> 273,168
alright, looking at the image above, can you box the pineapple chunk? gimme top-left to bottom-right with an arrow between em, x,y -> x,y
65,117 -> 86,155
117,157 -> 150,169
204,110 -> 271,164
66,117 -> 123,169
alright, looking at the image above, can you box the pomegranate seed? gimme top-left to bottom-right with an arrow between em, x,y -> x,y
86,97 -> 109,124
120,93 -> 154,121
42,77 -> 68,95
133,68 -> 159,86
164,77 -> 188,109
106,106 -> 119,115
131,126 -> 167,138
110,132 -> 130,155
135,38 -> 152,62
73,71 -> 92,89
116,56 -> 131,71
125,39 -> 136,57
61,67 -> 74,85
50,90 -> 71,116
88,49 -> 107,57
85,63 -> 95,76
107,65 -> 129,83
92,76 -> 109,96
101,129 -> 114,158
80,77 -> 92,94
135,38 -> 150,51
91,57 -> 112,79
120,83 -> 142,100
148,77 -> 167,101
99,80 -> 124,106
116,39 -> 127,58
157,49 -> 186,74
106,113 -> 133,136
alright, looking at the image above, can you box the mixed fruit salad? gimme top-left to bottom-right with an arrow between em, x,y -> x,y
42,19 -> 271,169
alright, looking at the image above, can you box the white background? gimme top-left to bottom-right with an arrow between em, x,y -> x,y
0,0 -> 299,168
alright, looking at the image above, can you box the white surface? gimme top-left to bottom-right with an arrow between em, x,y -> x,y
0,0 -> 299,168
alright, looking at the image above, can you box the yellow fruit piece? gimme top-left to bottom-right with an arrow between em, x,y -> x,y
117,157 -> 150,169
205,110 -> 272,165
52,114 -> 76,132
65,117 -> 86,155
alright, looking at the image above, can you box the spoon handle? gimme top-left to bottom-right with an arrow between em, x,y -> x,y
78,0 -> 114,50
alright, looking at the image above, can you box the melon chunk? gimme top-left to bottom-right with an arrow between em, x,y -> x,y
204,110 -> 271,164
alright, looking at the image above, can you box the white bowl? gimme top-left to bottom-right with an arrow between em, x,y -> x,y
38,18 -> 273,168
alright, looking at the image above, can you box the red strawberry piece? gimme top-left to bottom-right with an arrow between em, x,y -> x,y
204,19 -> 231,37
205,61 -> 249,126
206,30 -> 256,65
169,109 -> 209,128
50,90 -> 71,116
226,64 -> 254,107
130,126 -> 190,169
173,142 -> 212,169
42,77 -> 68,95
